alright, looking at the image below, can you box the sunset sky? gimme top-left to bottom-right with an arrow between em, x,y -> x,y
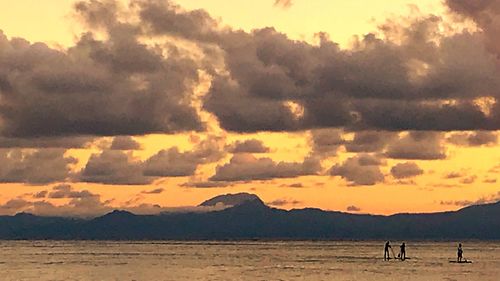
0,0 -> 499,216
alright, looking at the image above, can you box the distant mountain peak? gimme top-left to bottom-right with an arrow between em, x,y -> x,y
199,193 -> 265,207
14,212 -> 36,218
102,210 -> 136,218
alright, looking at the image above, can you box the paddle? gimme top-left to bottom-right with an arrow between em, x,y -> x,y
390,247 -> 396,259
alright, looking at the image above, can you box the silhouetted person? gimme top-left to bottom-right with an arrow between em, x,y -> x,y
399,242 -> 406,261
384,241 -> 392,260
457,243 -> 463,262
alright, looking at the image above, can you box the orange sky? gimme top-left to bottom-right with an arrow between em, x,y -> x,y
0,0 -> 498,216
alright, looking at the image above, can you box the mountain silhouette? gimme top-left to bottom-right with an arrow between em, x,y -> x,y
0,194 -> 499,240
199,192 -> 264,207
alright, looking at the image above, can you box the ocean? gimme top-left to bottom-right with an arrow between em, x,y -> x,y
0,241 -> 498,280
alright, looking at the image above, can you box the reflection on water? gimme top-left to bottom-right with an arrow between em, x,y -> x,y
0,241 -> 498,281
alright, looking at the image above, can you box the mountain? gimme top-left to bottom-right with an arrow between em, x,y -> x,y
0,194 -> 499,240
199,192 -> 264,207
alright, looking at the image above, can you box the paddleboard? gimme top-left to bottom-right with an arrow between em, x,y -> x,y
449,260 -> 473,264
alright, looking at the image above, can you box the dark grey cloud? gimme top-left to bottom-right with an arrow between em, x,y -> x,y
199,18 -> 500,133
385,132 -> 446,160
133,0 -> 221,41
93,0 -> 499,133
345,131 -> 398,153
1,0 -> 499,141
0,16 -> 202,137
447,131 -> 498,146
310,129 -> 344,157
143,147 -> 199,177
0,149 -> 77,184
445,0 -> 500,56
144,136 -> 225,177
110,136 -> 142,150
329,154 -> 384,186
228,139 -> 270,154
79,150 -> 151,185
210,154 -> 321,182
79,136 -> 225,184
390,162 -> 424,179
0,136 -> 93,149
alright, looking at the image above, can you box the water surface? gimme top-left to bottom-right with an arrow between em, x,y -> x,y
1,241 -> 498,280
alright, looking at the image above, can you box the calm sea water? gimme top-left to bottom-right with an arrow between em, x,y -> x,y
0,241 -> 498,281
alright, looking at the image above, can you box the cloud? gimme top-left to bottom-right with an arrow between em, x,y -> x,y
78,135 -> 225,184
228,139 -> 270,154
440,191 -> 500,207
1,0 -> 499,140
447,131 -> 498,146
385,132 -> 446,160
144,136 -> 225,177
460,175 -> 477,184
445,0 -> 500,56
143,147 -> 200,177
346,205 -> 361,212
79,150 -> 151,185
345,131 -> 398,153
33,190 -> 48,199
445,171 -> 465,179
77,0 -> 492,133
390,162 -> 424,179
0,186 -> 112,217
48,184 -> 97,199
310,129 -> 344,157
285,183 -> 304,188
267,198 -> 301,207
329,154 -> 384,186
0,192 -> 229,217
0,149 -> 77,184
199,17 -> 500,133
0,14 -> 202,137
0,136 -> 93,149
210,154 -> 321,182
110,136 -> 142,150
484,178 -> 497,183
141,188 -> 164,194
180,181 -> 233,188
274,0 -> 293,9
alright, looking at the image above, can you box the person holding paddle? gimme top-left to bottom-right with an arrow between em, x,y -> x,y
384,241 -> 392,261
399,242 -> 406,261
457,243 -> 463,262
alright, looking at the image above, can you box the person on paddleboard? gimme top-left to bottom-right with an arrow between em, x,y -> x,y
399,242 -> 406,261
384,241 -> 392,260
457,243 -> 463,262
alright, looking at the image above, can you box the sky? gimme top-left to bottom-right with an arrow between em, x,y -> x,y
0,0 -> 499,216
